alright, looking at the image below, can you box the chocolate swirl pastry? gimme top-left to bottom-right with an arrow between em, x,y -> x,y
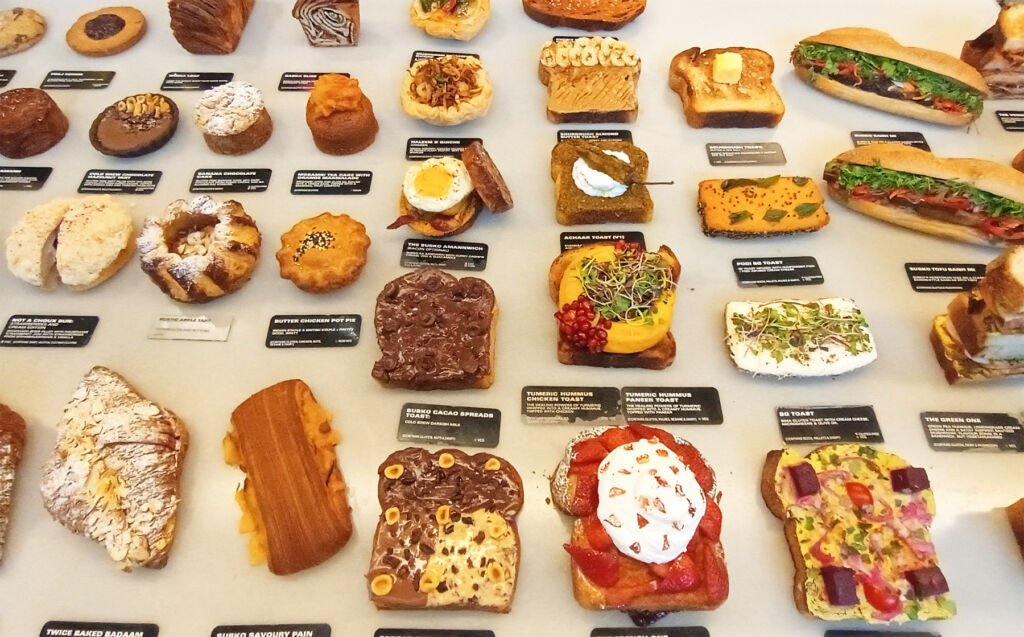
368,448 -> 524,612
90,93 -> 178,157
372,268 -> 496,390
293,0 -> 358,46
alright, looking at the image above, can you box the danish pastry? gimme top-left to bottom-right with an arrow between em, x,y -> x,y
401,55 -> 492,126
138,195 -> 261,303
277,212 -> 370,293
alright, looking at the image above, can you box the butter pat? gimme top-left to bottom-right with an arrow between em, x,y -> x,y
712,52 -> 743,84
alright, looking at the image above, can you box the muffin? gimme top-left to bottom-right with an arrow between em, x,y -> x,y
306,74 -> 377,155
194,81 -> 272,155
0,88 -> 68,158
90,93 -> 178,157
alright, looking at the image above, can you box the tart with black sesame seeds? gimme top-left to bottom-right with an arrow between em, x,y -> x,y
277,212 -> 369,293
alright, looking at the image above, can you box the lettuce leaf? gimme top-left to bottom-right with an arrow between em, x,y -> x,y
792,43 -> 984,114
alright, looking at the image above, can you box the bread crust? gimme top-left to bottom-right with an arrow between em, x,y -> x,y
551,140 -> 652,225
1008,498 -> 1024,560
521,0 -> 645,30
401,57 -> 493,126
399,191 -> 482,237
930,313 -> 1024,384
795,66 -> 977,126
669,47 -> 785,129
410,0 -> 489,40
800,27 -> 989,95
462,141 -> 513,213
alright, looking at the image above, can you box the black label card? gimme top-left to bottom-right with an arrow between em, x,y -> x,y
557,129 -> 634,142
706,142 -> 785,166
213,625 -> 329,637
398,403 -> 500,448
904,262 -> 985,292
290,170 -> 371,195
41,70 -> 114,89
1,315 -> 97,347
553,35 -> 618,43
400,239 -> 488,271
521,386 -> 623,424
622,387 -> 723,425
850,131 -> 930,150
592,628 -> 709,637
825,632 -> 939,637
0,70 -> 14,88
561,231 -> 646,252
79,169 -> 161,194
777,406 -> 883,444
41,621 -> 158,637
406,137 -> 481,160
0,166 -> 51,190
996,110 -> 1024,132
921,412 -> 1024,452
410,51 -> 480,65
191,169 -> 271,193
733,256 -> 823,287
278,72 -> 343,91
376,631 -> 493,637
161,72 -> 233,91
266,315 -> 360,349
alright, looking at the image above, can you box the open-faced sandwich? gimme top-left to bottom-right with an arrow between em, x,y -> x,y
792,27 -> 988,126
725,298 -> 877,378
410,0 -> 489,40
540,37 -> 641,123
552,424 -> 728,626
551,240 -> 679,369
669,47 -> 785,128
931,245 -> 1024,383
825,143 -> 1024,247
762,444 -> 955,623
390,140 -> 512,236
552,139 -> 654,225
698,175 -> 829,238
523,0 -> 645,30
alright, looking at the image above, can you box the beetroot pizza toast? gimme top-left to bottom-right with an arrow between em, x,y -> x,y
551,424 -> 728,625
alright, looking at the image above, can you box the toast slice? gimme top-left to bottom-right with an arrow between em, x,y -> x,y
1009,498 -> 1024,560
698,176 -> 828,237
522,0 -> 645,30
552,140 -> 652,225
552,425 -> 728,617
368,448 -> 524,612
539,38 -> 641,123
669,47 -> 785,128
762,444 -> 955,623
930,313 -> 1024,384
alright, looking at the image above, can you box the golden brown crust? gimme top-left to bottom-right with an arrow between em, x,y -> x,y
800,27 -> 990,95
1008,498 -> 1024,559
168,0 -> 254,54
669,47 -> 785,128
399,191 -> 482,237
930,313 -> 1024,384
795,65 -> 978,126
522,0 -> 645,30
548,243 -> 681,302
66,7 -> 147,56
462,141 -> 513,213
401,56 -> 493,126
410,0 -> 489,40
276,212 -> 370,293
306,94 -> 378,155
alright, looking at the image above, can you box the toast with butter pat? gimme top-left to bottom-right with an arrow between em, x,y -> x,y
669,47 -> 785,128
698,176 -> 829,238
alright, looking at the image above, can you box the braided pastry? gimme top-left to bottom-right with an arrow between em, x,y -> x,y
138,196 -> 261,304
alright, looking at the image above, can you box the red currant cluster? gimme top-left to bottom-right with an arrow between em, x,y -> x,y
614,239 -> 642,253
555,294 -> 611,353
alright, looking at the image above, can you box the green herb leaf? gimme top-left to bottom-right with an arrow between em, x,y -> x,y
792,176 -> 810,186
763,208 -> 787,222
729,211 -> 752,225
795,202 -> 821,217
721,178 -> 756,191
757,175 -> 781,188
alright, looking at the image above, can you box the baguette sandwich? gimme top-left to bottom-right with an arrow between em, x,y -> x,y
792,27 -> 989,126
824,143 -> 1024,246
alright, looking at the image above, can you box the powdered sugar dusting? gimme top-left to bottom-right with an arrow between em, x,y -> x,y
194,82 -> 264,136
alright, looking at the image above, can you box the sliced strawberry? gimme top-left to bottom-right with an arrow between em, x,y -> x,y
698,498 -> 722,541
571,438 -> 609,466
600,426 -> 638,451
649,562 -> 671,578
583,514 -> 613,551
700,541 -> 729,604
567,460 -> 599,477
568,472 -> 599,516
564,544 -> 619,588
656,553 -> 701,592
603,581 -> 657,606
627,422 -> 680,451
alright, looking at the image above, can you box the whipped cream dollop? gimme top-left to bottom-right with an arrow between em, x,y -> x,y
596,438 -> 707,564
572,150 -> 629,198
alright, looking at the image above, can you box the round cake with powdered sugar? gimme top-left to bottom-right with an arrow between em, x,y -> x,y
194,81 -> 273,155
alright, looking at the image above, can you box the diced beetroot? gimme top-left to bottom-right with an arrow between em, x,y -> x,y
788,462 -> 820,497
820,566 -> 859,606
564,544 -> 619,588
891,466 -> 930,494
571,438 -> 609,465
905,566 -> 949,598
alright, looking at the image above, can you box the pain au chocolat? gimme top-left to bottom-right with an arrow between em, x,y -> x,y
224,379 -> 353,575
368,448 -> 524,612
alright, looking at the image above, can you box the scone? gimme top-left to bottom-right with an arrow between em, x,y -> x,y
277,212 -> 370,293
41,366 -> 188,570
0,8 -> 46,57
66,6 -> 147,56
401,55 -> 493,125
225,379 -> 353,575
410,0 -> 490,40
6,196 -> 134,291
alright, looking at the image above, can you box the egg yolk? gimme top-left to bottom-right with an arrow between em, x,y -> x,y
414,165 -> 455,199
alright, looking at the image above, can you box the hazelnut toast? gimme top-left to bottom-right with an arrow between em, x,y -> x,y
368,448 -> 524,612
225,379 -> 352,575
